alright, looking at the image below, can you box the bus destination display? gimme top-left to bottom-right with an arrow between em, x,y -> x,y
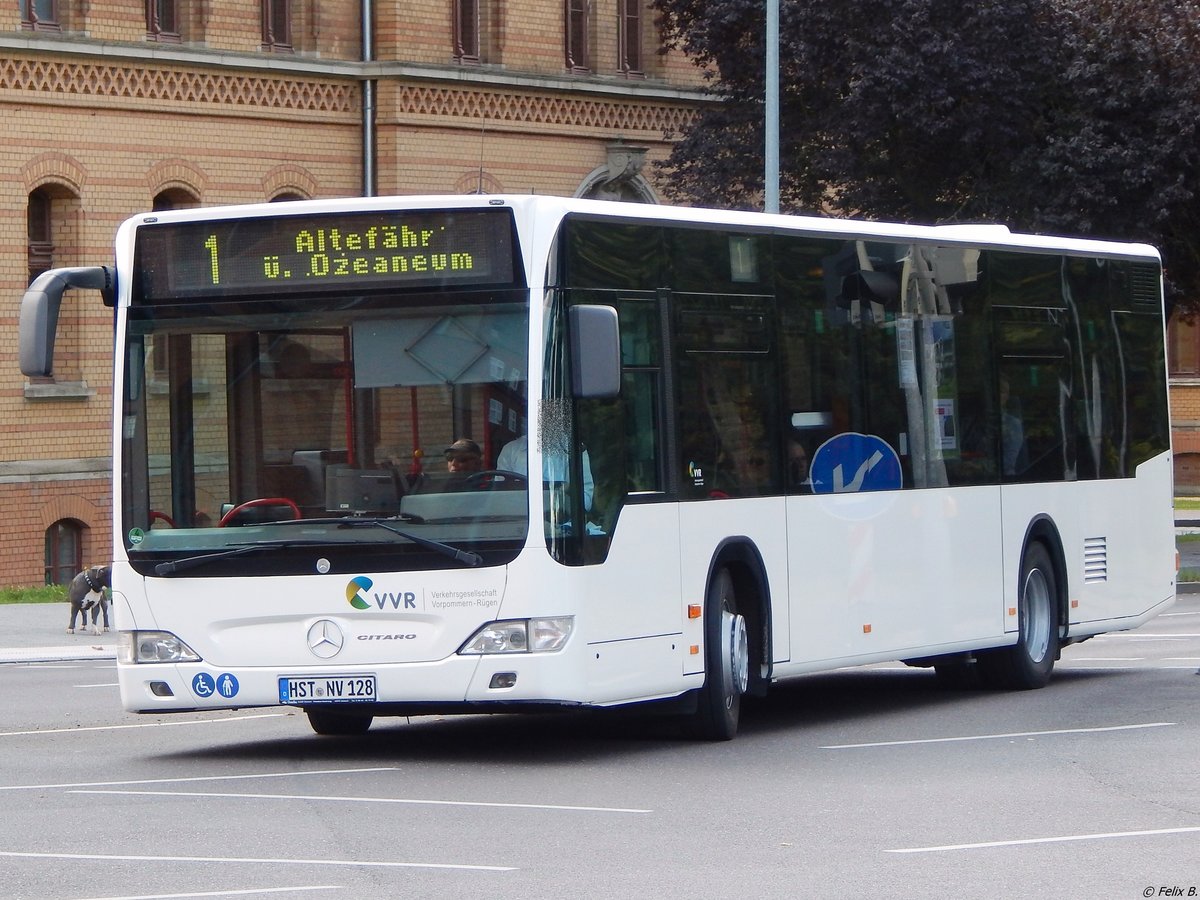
134,208 -> 518,302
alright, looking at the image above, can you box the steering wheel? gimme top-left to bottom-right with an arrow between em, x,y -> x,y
464,470 -> 528,491
218,497 -> 302,527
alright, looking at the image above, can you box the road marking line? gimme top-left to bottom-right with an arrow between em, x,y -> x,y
0,712 -> 286,738
1061,666 -> 1199,670
73,789 -> 653,814
0,850 -> 514,872
1099,633 -> 1200,638
77,887 -> 340,900
75,683 -> 120,688
821,722 -> 1174,749
11,664 -> 85,669
0,766 -> 399,792
1068,657 -> 1144,661
887,825 -> 1200,854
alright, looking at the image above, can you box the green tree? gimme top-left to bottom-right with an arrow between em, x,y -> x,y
652,0 -> 1200,309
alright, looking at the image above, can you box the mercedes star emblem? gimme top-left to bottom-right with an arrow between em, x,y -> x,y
307,619 -> 344,659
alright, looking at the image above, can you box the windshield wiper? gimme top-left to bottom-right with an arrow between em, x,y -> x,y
336,518 -> 482,567
258,512 -> 426,525
153,540 -> 331,576
153,518 -> 481,572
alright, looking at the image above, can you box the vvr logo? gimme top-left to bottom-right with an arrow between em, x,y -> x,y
345,576 -> 417,610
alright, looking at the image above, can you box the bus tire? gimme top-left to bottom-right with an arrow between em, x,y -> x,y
978,542 -> 1059,690
305,707 -> 373,736
689,567 -> 750,741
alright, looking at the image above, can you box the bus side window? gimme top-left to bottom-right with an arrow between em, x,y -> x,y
675,296 -> 780,498
619,298 -> 664,494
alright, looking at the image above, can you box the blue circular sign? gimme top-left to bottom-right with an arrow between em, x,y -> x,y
214,673 -> 240,699
191,672 -> 215,698
809,432 -> 902,494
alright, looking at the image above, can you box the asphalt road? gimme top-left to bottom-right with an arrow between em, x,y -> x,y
0,595 -> 1197,900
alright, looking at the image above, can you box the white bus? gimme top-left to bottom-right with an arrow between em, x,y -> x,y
20,195 -> 1176,740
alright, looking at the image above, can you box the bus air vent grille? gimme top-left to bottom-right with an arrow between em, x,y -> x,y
1127,264 -> 1160,308
1083,536 -> 1108,583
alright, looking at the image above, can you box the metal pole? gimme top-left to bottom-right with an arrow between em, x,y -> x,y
765,0 -> 780,213
362,0 -> 376,197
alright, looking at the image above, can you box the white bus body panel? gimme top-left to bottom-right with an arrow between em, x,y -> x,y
116,565 -> 504,711
670,495 -> 792,667
999,452 -> 1176,637
781,485 -> 1004,672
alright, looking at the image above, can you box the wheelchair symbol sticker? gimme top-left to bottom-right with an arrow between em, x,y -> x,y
191,672 -> 215,698
192,672 -> 239,699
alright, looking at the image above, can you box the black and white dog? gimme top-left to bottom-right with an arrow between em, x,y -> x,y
67,565 -> 111,635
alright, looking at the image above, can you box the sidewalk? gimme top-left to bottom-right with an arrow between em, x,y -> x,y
0,602 -> 117,664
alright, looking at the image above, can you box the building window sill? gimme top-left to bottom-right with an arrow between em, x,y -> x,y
24,380 -> 93,400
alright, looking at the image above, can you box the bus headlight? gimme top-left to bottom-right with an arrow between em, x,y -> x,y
118,631 -> 202,664
459,617 -> 574,654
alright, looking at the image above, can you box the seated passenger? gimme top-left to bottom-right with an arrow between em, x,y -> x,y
498,434 -> 594,511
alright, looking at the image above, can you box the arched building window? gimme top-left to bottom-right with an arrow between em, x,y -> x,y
565,0 -> 589,72
20,0 -> 61,31
263,0 -> 293,51
618,0 -> 643,75
27,187 -> 54,283
26,184 -> 84,385
153,187 -> 200,211
45,519 -> 84,585
147,0 -> 180,41
454,0 -> 480,62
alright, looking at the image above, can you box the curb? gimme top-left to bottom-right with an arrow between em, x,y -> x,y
0,645 -> 116,664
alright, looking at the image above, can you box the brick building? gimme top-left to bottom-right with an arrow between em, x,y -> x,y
0,0 -> 705,585
1169,314 -> 1200,493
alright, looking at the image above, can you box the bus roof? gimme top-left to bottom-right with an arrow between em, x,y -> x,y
119,193 -> 1162,263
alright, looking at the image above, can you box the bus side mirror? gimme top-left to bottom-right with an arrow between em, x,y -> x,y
569,304 -> 621,399
19,266 -> 115,377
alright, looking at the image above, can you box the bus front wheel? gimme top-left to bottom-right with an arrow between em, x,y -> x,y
305,707 -> 374,736
689,567 -> 750,741
978,542 -> 1059,690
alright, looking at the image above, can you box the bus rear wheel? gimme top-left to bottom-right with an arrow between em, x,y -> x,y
305,707 -> 374,736
978,542 -> 1059,690
689,567 -> 750,741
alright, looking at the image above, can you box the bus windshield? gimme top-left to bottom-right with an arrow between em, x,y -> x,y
120,298 -> 530,576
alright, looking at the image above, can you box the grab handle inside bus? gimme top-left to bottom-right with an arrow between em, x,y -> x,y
568,304 -> 620,398
19,265 -> 115,377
